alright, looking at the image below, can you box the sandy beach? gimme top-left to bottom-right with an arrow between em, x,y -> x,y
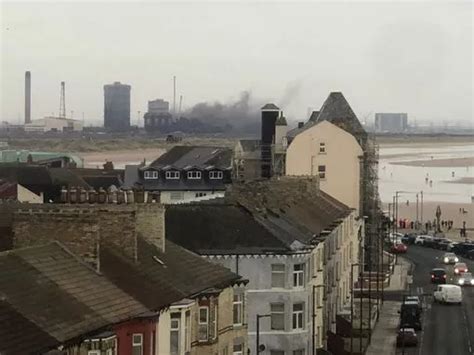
78,148 -> 166,168
382,201 -> 473,239
391,156 -> 474,168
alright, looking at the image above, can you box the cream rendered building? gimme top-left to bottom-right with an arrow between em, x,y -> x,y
286,120 -> 363,215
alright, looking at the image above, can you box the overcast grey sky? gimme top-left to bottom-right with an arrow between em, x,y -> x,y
1,1 -> 472,125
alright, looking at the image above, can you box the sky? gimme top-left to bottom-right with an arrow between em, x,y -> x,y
1,0 -> 473,126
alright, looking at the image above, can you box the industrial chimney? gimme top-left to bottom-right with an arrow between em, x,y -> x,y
25,71 -> 31,124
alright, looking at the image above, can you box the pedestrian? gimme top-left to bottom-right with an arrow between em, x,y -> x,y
410,221 -> 414,229
429,180 -> 433,187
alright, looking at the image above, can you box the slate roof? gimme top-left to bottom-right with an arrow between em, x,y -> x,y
228,179 -> 351,244
314,92 -> 367,138
286,120 -> 320,140
0,242 -> 150,355
147,146 -> 232,170
165,204 -> 293,254
0,164 -> 53,186
71,168 -> 124,189
261,103 -> 280,110
101,238 -> 244,310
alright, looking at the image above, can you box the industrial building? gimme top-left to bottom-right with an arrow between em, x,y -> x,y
24,116 -> 83,133
144,98 -> 173,133
374,113 -> 408,132
103,82 -> 131,131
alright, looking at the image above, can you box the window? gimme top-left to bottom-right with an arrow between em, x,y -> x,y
170,313 -> 180,355
212,304 -> 218,340
233,344 -> 243,355
293,264 -> 305,288
270,351 -> 285,355
170,191 -> 184,200
319,142 -> 326,153
222,346 -> 229,355
88,351 -> 100,355
318,165 -> 326,179
271,264 -> 286,288
294,350 -> 305,355
106,349 -> 114,355
166,171 -> 180,179
292,303 -> 304,329
233,294 -> 243,325
132,334 -> 143,355
187,171 -> 202,179
270,303 -> 285,330
198,306 -> 209,341
144,170 -> 158,179
209,170 -> 224,179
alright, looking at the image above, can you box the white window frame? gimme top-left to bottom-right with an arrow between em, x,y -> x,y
209,170 -> 224,179
165,171 -> 180,179
318,165 -> 326,180
292,303 -> 304,330
213,304 -> 218,340
88,351 -> 101,355
198,306 -> 209,342
185,310 -> 191,352
293,263 -> 305,288
319,142 -> 326,154
132,333 -> 143,355
271,264 -> 286,288
233,343 -> 243,355
170,313 -> 180,355
187,171 -> 202,179
233,294 -> 243,326
144,170 -> 158,179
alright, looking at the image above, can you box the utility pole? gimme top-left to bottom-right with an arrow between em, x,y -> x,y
173,75 -> 177,114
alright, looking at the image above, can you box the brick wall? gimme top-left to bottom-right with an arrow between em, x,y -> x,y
12,203 -> 165,268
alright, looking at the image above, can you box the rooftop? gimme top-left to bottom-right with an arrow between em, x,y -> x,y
0,242 -> 149,354
147,146 -> 232,170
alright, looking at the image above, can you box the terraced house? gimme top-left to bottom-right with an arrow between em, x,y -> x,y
1,203 -> 248,355
165,178 -> 364,354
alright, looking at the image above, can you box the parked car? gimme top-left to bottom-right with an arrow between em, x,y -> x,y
454,262 -> 468,275
389,232 -> 404,244
430,268 -> 447,284
402,233 -> 417,245
396,328 -> 418,347
415,235 -> 433,246
457,272 -> 474,286
425,237 -> 444,248
442,252 -> 459,264
452,242 -> 474,257
447,242 -> 458,252
466,250 -> 474,260
437,239 -> 452,251
404,296 -> 422,313
399,304 -> 422,331
433,284 -> 462,304
433,238 -> 451,250
391,243 -> 408,254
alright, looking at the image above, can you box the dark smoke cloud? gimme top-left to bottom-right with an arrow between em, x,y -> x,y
184,91 -> 262,133
183,83 -> 303,134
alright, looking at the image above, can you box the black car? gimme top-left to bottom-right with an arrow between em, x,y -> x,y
467,250 -> 474,260
452,243 -> 474,257
402,233 -> 416,245
426,237 -> 444,248
399,302 -> 422,330
431,268 -> 447,284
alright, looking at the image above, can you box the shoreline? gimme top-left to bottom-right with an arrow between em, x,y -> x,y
390,156 -> 474,168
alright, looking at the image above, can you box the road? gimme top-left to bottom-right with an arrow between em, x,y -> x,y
399,245 -> 474,355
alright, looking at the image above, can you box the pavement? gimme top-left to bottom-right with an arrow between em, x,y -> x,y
366,257 -> 412,355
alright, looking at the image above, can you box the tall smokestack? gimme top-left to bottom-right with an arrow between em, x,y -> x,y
25,71 -> 31,124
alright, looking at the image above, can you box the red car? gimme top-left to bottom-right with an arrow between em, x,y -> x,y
396,328 -> 418,347
454,263 -> 468,275
392,243 -> 408,254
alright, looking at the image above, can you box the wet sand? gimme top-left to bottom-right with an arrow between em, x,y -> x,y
390,156 -> 474,168
445,177 -> 474,185
78,148 -> 166,168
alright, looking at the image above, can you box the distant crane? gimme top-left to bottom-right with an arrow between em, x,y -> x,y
59,81 -> 66,118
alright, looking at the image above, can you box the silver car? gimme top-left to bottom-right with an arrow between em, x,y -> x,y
443,252 -> 459,264
457,272 -> 474,286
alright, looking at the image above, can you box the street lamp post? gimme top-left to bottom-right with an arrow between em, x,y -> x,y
256,314 -> 271,354
350,263 -> 364,355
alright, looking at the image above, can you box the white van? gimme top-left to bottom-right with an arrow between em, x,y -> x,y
433,285 -> 462,304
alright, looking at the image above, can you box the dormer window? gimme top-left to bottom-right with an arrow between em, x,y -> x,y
144,170 -> 158,179
187,171 -> 202,180
209,171 -> 223,180
165,171 -> 180,179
